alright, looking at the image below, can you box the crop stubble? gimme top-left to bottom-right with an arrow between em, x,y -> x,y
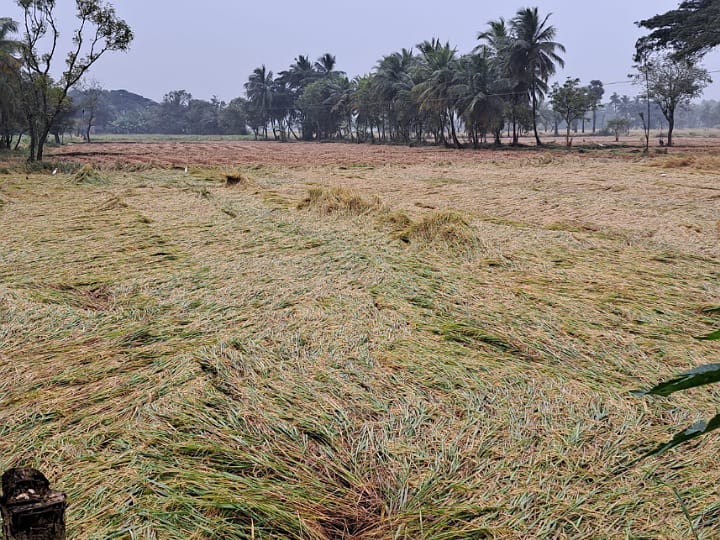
1,141 -> 720,537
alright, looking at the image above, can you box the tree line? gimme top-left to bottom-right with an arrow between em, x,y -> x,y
0,1 -> 717,161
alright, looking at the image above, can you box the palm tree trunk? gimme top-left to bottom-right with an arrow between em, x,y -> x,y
532,91 -> 542,146
449,111 -> 461,148
592,108 -> 597,134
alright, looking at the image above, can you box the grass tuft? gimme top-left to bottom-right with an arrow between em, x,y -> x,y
653,155 -> 720,170
397,210 -> 479,251
73,164 -> 106,184
376,210 -> 413,231
298,186 -> 383,216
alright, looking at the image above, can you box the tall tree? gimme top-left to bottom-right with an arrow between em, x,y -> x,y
549,77 -> 592,147
244,65 -> 274,139
314,53 -> 344,78
453,50 -> 505,146
278,55 -> 316,89
632,53 -> 711,146
15,0 -> 133,161
586,80 -> 604,133
508,7 -> 565,146
218,96 -> 249,135
352,74 -> 380,142
298,77 -> 344,139
477,18 -> 519,144
156,89 -> 191,134
0,17 -> 23,149
374,49 -> 418,142
276,55 -> 318,140
0,17 -> 20,69
636,0 -> 720,60
76,79 -> 103,142
413,39 -> 461,147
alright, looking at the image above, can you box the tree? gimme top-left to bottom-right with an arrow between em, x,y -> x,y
632,53 -> 710,146
636,0 -> 720,60
477,18 -> 517,144
0,17 -> 24,149
314,53 -> 343,78
186,98 -> 220,135
508,7 -> 565,146
155,90 -> 191,134
298,77 -> 344,140
413,39 -> 461,147
374,49 -> 419,143
244,65 -> 274,139
15,0 -> 133,161
606,118 -> 630,142
47,88 -> 75,143
549,77 -> 592,147
218,96 -> 249,135
632,55 -> 653,152
75,79 -> 103,142
0,17 -> 20,69
326,76 -> 356,141
352,74 -> 380,142
453,50 -> 505,147
586,80 -> 604,133
278,55 -> 317,91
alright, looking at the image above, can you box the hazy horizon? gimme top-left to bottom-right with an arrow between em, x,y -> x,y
6,1 -> 720,103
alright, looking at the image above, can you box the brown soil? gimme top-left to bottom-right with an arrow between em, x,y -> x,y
44,137 -> 720,168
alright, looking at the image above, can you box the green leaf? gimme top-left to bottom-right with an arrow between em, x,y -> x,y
634,363 -> 720,397
696,329 -> 720,341
644,413 -> 720,458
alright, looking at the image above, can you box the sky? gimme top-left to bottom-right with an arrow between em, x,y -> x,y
6,0 -> 720,103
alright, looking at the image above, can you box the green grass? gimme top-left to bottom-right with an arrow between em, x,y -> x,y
1,156 -> 719,538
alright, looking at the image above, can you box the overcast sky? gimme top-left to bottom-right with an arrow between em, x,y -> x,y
6,1 -> 720,102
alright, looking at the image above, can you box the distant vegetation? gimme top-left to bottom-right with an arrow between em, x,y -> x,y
0,2 -> 716,151
0,2 -> 716,156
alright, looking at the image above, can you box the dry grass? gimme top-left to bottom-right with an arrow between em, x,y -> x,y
396,210 -> 480,253
298,185 -> 383,216
1,147 -> 720,538
652,154 -> 720,170
73,163 -> 106,184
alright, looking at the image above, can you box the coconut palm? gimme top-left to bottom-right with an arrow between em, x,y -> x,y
0,17 -> 21,77
352,74 -> 379,142
476,18 -> 510,57
244,65 -> 274,139
314,53 -> 344,78
508,7 -> 565,146
326,76 -> 357,140
477,18 -> 524,144
374,49 -> 418,142
453,50 -> 506,147
413,39 -> 461,147
0,17 -> 23,149
277,55 -> 316,92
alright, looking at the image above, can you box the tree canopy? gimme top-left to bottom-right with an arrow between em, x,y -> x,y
636,0 -> 720,59
16,0 -> 133,160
